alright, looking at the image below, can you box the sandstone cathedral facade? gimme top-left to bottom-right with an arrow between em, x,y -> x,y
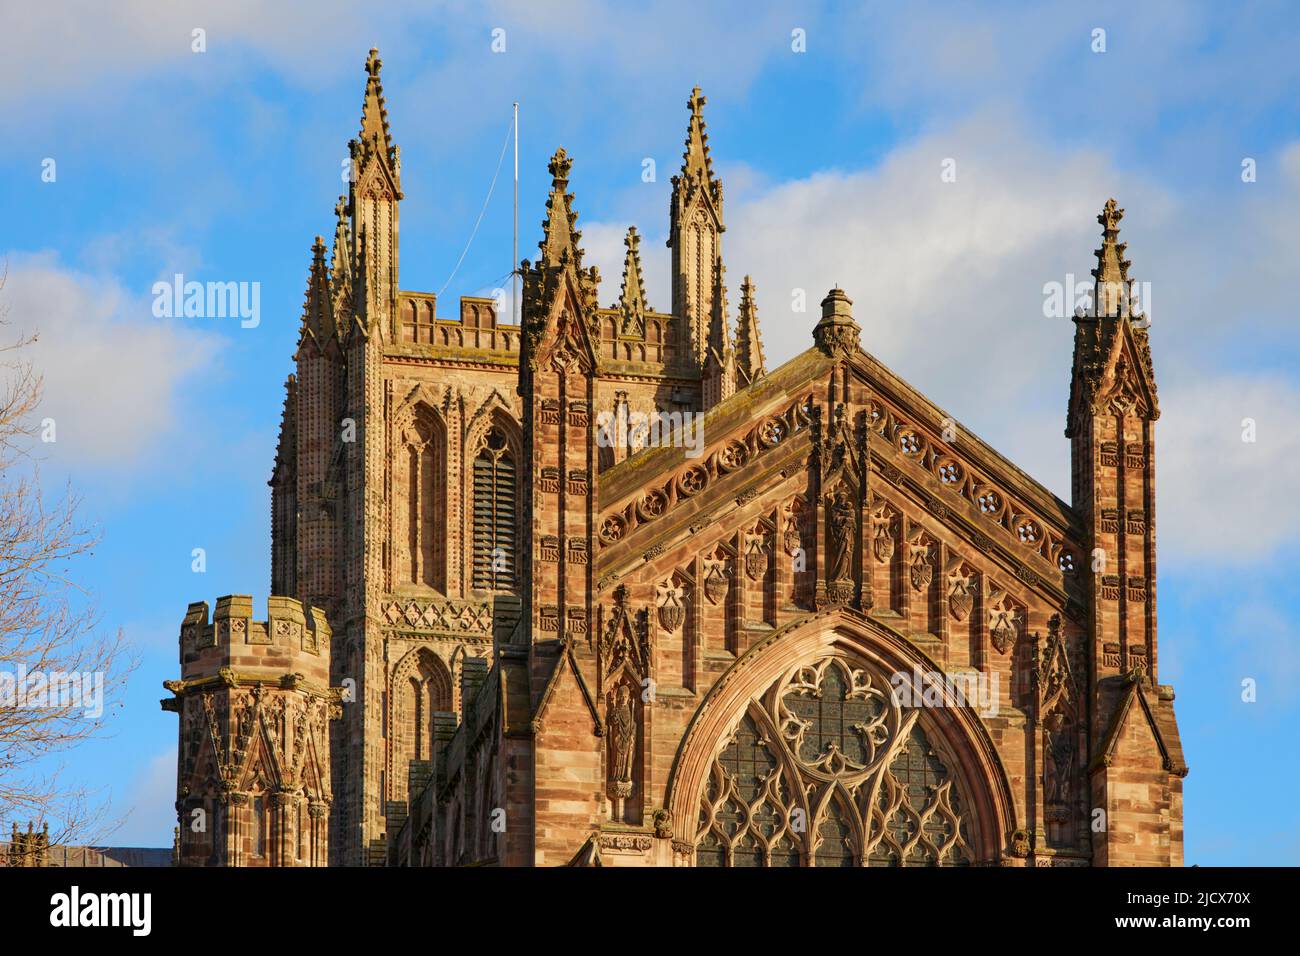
164,50 -> 1187,867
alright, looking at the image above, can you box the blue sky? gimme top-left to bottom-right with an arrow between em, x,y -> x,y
2,1 -> 1298,862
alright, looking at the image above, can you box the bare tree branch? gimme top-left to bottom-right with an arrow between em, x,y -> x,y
0,264 -> 137,852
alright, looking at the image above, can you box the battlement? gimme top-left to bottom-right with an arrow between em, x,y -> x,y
395,290 -> 520,353
175,595 -> 332,691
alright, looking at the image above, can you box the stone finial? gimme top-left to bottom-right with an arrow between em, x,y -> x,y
331,195 -> 353,295
353,46 -> 401,192
813,287 -> 861,357
735,275 -> 766,387
681,86 -> 718,188
706,258 -> 732,359
619,226 -> 650,329
1091,198 -> 1132,317
302,236 -> 334,340
538,148 -> 585,271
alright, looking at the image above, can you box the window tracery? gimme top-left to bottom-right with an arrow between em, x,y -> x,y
695,655 -> 975,866
395,407 -> 444,590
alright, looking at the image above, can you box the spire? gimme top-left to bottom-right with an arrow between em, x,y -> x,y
1091,198 -> 1131,317
302,236 -> 334,341
352,47 -> 401,196
734,275 -> 766,388
681,86 -> 719,195
813,287 -> 861,358
538,148 -> 585,272
1067,199 -> 1158,435
331,196 -> 351,282
706,259 -> 732,359
668,85 -> 724,232
618,226 -> 650,333
668,86 -> 726,367
330,195 -> 352,316
702,260 -> 735,408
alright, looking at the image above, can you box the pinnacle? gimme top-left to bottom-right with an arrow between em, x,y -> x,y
619,226 -> 650,321
707,258 -> 731,358
538,148 -> 584,270
813,287 -> 860,357
1091,197 -> 1134,317
735,275 -> 767,387
303,236 -> 334,339
681,85 -> 717,186
356,46 -> 399,187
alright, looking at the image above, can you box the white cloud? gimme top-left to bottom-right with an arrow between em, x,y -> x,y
2,253 -> 222,469
586,112 -> 1300,567
1159,374 -> 1300,563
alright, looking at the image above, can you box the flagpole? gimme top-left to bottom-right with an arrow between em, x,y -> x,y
513,101 -> 519,327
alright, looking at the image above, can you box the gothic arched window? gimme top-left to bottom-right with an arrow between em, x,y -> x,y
389,649 -> 452,801
695,655 -> 975,867
395,407 -> 444,590
472,426 -> 517,591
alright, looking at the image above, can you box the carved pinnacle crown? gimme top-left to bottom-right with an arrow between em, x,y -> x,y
353,46 -> 401,191
735,275 -> 767,387
538,148 -> 584,270
549,147 -> 573,188
302,236 -> 334,340
670,84 -> 722,225
1091,197 -> 1132,316
619,226 -> 650,323
814,287 -> 861,357
682,86 -> 714,181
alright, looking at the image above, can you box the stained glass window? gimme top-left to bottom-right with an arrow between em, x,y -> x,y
695,654 -> 976,867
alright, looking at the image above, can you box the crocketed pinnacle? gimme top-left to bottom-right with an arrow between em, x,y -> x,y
538,148 -> 585,271
619,226 -> 650,331
735,275 -> 766,387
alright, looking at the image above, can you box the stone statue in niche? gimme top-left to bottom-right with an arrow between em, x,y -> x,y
608,683 -> 637,819
826,487 -> 857,584
1043,710 -> 1075,818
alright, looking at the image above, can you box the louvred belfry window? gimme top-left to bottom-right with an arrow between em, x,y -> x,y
472,426 -> 516,591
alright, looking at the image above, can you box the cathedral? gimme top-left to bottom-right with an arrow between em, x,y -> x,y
163,49 -> 1187,867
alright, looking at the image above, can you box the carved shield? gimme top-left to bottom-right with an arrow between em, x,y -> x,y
744,534 -> 767,580
657,586 -> 685,633
703,560 -> 729,605
949,585 -> 973,621
873,523 -> 894,563
783,520 -> 801,556
990,611 -> 1016,655
909,554 -> 933,591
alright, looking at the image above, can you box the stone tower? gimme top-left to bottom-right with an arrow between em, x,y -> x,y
163,595 -> 340,867
1067,200 -> 1186,864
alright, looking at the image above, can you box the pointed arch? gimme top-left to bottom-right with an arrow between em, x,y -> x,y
465,405 -> 522,593
388,646 -> 454,802
666,607 -> 1018,866
392,395 -> 449,591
